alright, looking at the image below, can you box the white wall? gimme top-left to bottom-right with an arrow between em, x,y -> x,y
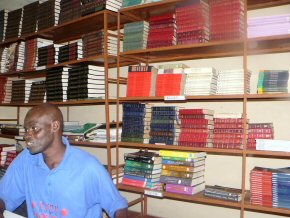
1,1 -> 290,218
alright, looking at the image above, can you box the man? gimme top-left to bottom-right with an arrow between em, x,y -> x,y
0,103 -> 128,218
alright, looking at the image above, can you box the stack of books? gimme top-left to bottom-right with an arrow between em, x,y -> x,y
58,40 -> 83,63
104,164 -> 125,184
159,150 -> 206,195
0,10 -> 8,42
178,108 -> 214,148
28,80 -> 46,103
257,70 -> 289,94
37,43 -> 62,68
3,43 -> 18,73
216,69 -> 251,95
126,65 -> 157,97
250,167 -> 273,207
0,166 -> 6,179
123,21 -> 149,52
209,0 -> 244,41
123,150 -> 162,189
0,76 -> 7,103
46,67 -> 69,102
85,123 -> 122,143
82,30 -> 117,57
11,79 -> 33,103
121,103 -> 151,143
0,47 -> 8,73
184,67 -> 217,96
24,38 -> 53,70
149,106 -> 180,145
59,0 -> 81,24
176,0 -> 209,45
147,12 -> 176,48
204,185 -> 242,202
0,77 -> 13,103
37,0 -> 60,31
5,8 -> 23,41
67,65 -> 105,100
247,123 -> 274,150
155,64 -> 187,97
213,115 -> 246,149
0,144 -> 17,167
272,167 -> 290,209
21,1 -> 39,36
81,0 -> 122,15
16,41 -> 25,71
248,14 -> 290,38
63,122 -> 99,141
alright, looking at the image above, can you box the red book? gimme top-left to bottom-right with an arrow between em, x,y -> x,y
155,74 -> 186,96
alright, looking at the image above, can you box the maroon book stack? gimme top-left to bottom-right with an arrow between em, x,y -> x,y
247,123 -> 274,150
209,0 -> 244,41
178,109 -> 214,148
176,0 -> 209,45
213,118 -> 247,149
147,12 -> 176,48
0,76 -> 7,103
250,167 -> 273,207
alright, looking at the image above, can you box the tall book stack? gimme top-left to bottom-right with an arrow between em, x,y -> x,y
25,38 -> 53,70
81,0 -> 122,15
149,106 -> 180,145
58,40 -> 83,63
123,150 -> 162,189
3,43 -> 18,73
123,21 -> 149,52
21,1 -> 39,36
184,67 -> 217,95
0,47 -> 8,73
147,12 -> 176,48
28,80 -> 46,103
82,30 -> 117,57
155,64 -> 187,97
272,167 -> 290,209
176,0 -> 209,45
67,65 -> 105,100
209,0 -> 244,41
247,123 -> 274,150
159,150 -> 206,195
58,0 -> 81,24
0,76 -> 7,103
16,41 -> 25,71
213,115 -> 247,149
257,70 -> 289,94
0,10 -> 8,42
250,167 -> 273,207
5,8 -> 23,41
126,65 -> 157,97
0,77 -> 13,103
46,67 -> 68,102
37,0 -> 60,31
216,69 -> 251,95
178,109 -> 214,148
85,123 -> 122,143
11,79 -> 33,103
121,103 -> 151,143
248,14 -> 290,38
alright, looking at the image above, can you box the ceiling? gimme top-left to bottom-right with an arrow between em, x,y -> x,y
1,0 -> 37,10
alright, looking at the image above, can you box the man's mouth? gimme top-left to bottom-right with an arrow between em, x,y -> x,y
27,141 -> 34,147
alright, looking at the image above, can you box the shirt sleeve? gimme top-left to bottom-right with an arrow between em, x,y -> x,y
85,159 -> 128,218
0,150 -> 27,211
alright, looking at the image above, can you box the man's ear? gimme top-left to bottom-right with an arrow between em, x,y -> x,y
52,120 -> 61,132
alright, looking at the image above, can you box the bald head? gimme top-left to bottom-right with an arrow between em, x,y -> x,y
25,103 -> 64,131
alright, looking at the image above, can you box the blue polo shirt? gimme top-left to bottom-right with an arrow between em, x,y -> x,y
0,137 -> 127,218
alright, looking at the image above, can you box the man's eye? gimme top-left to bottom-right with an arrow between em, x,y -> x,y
32,127 -> 39,131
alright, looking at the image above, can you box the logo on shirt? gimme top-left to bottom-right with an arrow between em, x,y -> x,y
31,201 -> 68,218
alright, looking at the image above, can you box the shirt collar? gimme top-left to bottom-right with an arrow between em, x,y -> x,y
34,136 -> 71,171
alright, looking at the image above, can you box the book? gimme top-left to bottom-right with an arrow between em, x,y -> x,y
159,150 -> 206,159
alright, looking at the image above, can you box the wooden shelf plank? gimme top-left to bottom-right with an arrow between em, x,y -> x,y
70,141 -> 116,148
248,0 -> 290,10
118,184 -> 241,209
118,142 -> 243,155
247,150 -> 290,158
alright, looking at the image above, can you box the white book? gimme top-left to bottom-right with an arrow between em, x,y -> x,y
256,139 -> 290,152
4,210 -> 25,218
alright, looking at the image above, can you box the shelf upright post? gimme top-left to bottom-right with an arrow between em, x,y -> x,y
104,10 -> 112,176
241,0 -> 249,218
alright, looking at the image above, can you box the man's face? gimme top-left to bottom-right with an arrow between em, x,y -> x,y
24,112 -> 54,155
